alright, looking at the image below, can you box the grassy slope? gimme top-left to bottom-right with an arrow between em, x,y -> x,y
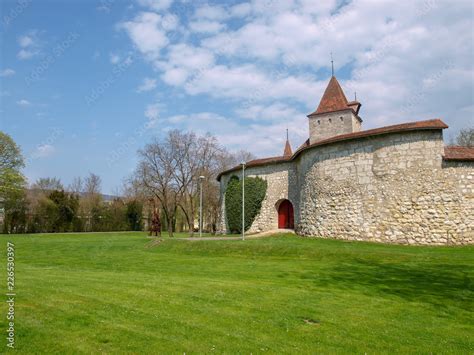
0,232 -> 472,353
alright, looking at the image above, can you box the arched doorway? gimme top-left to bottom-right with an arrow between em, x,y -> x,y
278,199 -> 294,229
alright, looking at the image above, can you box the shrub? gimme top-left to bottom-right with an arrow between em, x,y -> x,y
225,176 -> 267,233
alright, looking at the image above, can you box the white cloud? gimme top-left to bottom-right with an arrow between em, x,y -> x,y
16,99 -> 31,106
17,49 -> 37,60
235,103 -> 304,121
229,3 -> 252,18
137,0 -> 173,11
17,31 -> 41,60
0,69 -> 15,77
18,35 -> 34,47
120,0 -> 473,156
144,102 -> 160,121
119,12 -> 175,60
110,53 -> 121,64
160,111 -> 308,158
32,144 -> 55,158
189,20 -> 225,34
194,4 -> 228,20
136,77 -> 157,92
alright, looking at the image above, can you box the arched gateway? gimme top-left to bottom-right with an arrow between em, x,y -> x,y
278,200 -> 294,229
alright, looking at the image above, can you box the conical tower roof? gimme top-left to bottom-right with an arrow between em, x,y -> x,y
283,139 -> 292,157
309,76 -> 350,116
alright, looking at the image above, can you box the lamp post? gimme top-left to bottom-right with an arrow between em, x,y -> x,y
241,162 -> 246,241
199,175 -> 205,237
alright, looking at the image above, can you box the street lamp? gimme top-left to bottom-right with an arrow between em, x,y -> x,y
199,175 -> 205,237
241,161 -> 246,241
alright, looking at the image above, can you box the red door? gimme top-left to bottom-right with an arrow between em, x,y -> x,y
278,200 -> 294,229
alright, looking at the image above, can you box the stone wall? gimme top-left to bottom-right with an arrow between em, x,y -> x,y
218,129 -> 473,245
217,163 -> 296,234
308,109 -> 361,144
297,130 -> 473,245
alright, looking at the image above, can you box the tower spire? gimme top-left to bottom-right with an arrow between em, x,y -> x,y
330,52 -> 334,76
283,129 -> 292,157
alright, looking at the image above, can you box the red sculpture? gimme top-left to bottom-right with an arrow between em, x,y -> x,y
149,198 -> 161,237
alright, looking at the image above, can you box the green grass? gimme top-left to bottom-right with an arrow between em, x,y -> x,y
0,232 -> 472,353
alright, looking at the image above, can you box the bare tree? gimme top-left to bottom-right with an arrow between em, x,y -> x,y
165,131 -> 228,236
31,177 -> 64,192
68,177 -> 83,194
453,127 -> 473,147
135,136 -> 180,237
133,130 -> 256,237
84,173 -> 102,195
80,173 -> 103,231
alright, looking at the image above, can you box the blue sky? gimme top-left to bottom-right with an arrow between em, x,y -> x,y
1,0 -> 473,194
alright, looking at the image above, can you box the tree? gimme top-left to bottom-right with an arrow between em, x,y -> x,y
133,130 -> 256,237
126,199 -> 143,231
135,136 -> 180,237
68,176 -> 83,194
0,132 -> 24,171
0,132 -> 27,233
48,190 -> 79,232
80,173 -> 103,231
32,177 -> 64,192
84,173 -> 101,195
452,127 -> 473,147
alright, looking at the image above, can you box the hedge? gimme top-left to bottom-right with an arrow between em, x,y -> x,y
225,176 -> 267,233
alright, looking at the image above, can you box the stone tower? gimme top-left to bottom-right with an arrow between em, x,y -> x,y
308,76 -> 362,144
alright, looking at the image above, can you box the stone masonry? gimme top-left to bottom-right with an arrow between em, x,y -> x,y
217,76 -> 474,245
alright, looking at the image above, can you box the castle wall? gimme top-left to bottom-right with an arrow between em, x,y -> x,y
217,163 -> 296,234
218,130 -> 473,245
297,130 -> 473,245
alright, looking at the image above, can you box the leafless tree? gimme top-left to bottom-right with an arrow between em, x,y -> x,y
80,173 -> 103,231
84,173 -> 102,195
68,177 -> 83,194
453,128 -> 473,147
133,130 -> 256,236
135,135 -> 180,237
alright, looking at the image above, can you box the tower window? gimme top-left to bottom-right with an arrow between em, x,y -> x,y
329,118 -> 332,123
317,120 -> 320,125
340,116 -> 344,121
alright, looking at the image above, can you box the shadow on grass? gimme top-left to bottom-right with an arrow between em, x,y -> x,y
309,259 -> 472,309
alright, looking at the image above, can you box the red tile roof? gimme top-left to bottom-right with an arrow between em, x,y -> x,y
217,119 -> 449,180
309,76 -> 350,116
283,139 -> 292,157
444,146 -> 474,161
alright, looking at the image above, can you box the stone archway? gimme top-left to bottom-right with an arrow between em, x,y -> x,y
277,199 -> 294,229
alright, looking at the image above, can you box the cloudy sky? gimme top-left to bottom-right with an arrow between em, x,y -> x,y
1,0 -> 473,193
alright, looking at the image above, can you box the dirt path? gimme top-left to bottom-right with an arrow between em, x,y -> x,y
178,229 -> 295,241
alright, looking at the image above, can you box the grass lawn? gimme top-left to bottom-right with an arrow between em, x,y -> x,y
0,232 -> 473,353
